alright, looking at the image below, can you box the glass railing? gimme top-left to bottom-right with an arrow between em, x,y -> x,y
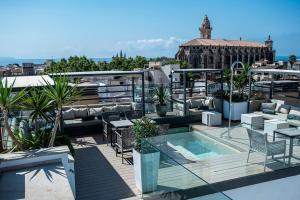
140,138 -> 232,200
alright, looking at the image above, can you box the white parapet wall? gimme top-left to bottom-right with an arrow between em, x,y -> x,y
224,175 -> 300,200
0,146 -> 76,199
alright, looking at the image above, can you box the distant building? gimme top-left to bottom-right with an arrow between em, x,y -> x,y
10,64 -> 23,76
176,15 -> 276,69
22,63 -> 34,75
292,60 -> 300,70
0,68 -> 11,76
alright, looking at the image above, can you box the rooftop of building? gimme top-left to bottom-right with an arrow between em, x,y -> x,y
180,38 -> 266,48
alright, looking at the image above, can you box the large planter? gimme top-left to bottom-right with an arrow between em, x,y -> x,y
133,148 -> 160,193
223,100 -> 248,120
156,104 -> 167,117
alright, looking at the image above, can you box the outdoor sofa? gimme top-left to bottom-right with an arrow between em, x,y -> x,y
173,96 -> 217,120
250,99 -> 300,127
62,102 -> 142,136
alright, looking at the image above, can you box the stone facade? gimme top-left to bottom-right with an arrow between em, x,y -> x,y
176,15 -> 276,69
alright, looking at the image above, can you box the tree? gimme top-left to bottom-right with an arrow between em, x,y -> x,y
0,78 -> 26,150
288,55 -> 297,69
23,88 -> 53,130
43,76 -> 79,147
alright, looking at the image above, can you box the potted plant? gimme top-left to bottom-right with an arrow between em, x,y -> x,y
154,84 -> 168,117
223,65 -> 250,120
132,116 -> 160,193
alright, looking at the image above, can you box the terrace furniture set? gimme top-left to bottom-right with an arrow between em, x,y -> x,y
101,110 -> 170,164
243,99 -> 300,169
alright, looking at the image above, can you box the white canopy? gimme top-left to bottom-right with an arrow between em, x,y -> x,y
2,75 -> 54,88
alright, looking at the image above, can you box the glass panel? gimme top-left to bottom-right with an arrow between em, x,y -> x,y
141,139 -> 232,200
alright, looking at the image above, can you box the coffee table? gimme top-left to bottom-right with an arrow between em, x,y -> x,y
274,128 -> 300,166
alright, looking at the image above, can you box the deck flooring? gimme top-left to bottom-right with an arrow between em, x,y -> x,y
72,135 -> 141,200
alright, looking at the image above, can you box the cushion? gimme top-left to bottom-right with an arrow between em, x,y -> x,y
115,105 -> 132,112
89,107 -> 103,116
190,99 -> 202,108
82,116 -> 96,121
287,114 -> 300,121
72,108 -> 88,118
131,102 -> 142,110
289,106 -> 300,116
261,103 -> 276,111
63,109 -> 75,120
262,109 -> 276,115
277,104 -> 291,114
204,97 -> 214,110
186,100 -> 192,109
102,106 -> 116,113
272,99 -> 285,111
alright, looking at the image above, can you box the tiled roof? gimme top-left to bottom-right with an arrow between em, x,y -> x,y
180,38 -> 266,48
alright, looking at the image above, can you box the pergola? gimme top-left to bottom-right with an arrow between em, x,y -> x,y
170,68 -> 224,116
50,70 -> 146,115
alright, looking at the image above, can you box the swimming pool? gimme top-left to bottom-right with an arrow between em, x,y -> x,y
164,131 -> 239,160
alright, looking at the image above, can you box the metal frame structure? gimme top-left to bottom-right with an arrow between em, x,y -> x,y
170,68 -> 224,116
50,70 -> 146,115
248,69 -> 300,108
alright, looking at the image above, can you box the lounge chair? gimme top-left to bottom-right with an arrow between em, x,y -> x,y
246,128 -> 286,171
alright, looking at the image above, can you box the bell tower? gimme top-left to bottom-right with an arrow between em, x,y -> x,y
265,35 -> 273,50
199,15 -> 212,39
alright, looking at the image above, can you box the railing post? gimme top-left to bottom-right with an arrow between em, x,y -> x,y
248,72 -> 252,112
205,72 -> 208,97
141,72 -> 145,116
220,70 -> 224,116
183,72 -> 187,116
131,77 -> 135,102
169,72 -> 173,112
269,80 -> 274,99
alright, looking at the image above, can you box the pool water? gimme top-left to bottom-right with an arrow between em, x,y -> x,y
166,131 -> 238,160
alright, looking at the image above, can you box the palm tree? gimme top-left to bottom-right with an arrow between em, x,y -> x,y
0,78 -> 26,150
23,88 -> 53,130
43,76 -> 79,147
288,55 -> 297,69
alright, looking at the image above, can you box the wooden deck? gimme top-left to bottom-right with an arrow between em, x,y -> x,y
71,122 -> 300,199
72,135 -> 141,200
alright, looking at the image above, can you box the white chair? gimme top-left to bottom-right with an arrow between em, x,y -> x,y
246,128 -> 286,172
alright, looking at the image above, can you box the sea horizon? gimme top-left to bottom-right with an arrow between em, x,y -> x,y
0,55 -> 298,67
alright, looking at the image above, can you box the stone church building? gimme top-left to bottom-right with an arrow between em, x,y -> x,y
176,15 -> 276,69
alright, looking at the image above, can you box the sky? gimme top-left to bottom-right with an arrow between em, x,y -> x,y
0,0 -> 299,59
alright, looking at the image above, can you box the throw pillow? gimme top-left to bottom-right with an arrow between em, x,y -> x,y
289,106 -> 300,116
73,108 -> 88,118
190,99 -> 202,108
262,109 -> 276,115
287,114 -> 300,121
63,109 -> 75,120
261,103 -> 276,111
277,104 -> 291,114
89,107 -> 103,117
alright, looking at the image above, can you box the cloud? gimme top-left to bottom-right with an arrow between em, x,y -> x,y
116,37 -> 185,51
